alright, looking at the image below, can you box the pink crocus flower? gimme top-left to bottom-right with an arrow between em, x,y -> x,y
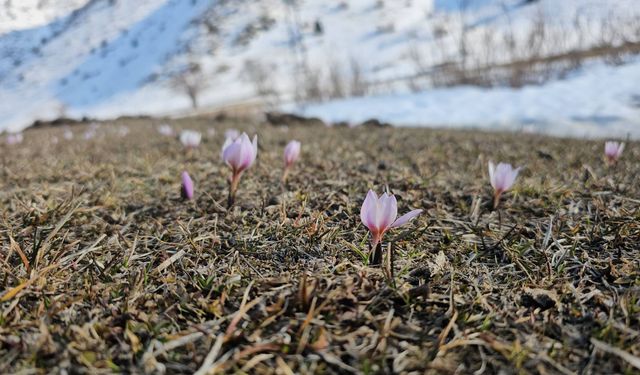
180,130 -> 202,149
181,171 -> 194,200
221,132 -> 258,207
360,189 -> 423,251
284,140 -> 301,168
6,133 -> 23,145
282,140 -> 301,183
488,161 -> 520,208
158,124 -> 174,137
604,141 -> 624,164
224,129 -> 240,140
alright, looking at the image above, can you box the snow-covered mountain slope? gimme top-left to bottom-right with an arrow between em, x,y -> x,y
0,0 -> 639,135
291,59 -> 640,139
0,0 -> 90,34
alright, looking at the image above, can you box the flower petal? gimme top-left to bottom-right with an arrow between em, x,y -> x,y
222,142 -> 243,169
488,161 -> 496,189
360,190 -> 378,230
391,209 -> 423,228
377,193 -> 397,231
221,136 -> 233,159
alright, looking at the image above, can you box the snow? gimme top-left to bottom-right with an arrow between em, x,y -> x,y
0,0 -> 90,34
0,0 -> 638,139
291,60 -> 640,139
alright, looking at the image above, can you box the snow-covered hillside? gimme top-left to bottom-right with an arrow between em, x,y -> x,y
0,0 -> 89,34
0,0 -> 639,137
291,60 -> 640,139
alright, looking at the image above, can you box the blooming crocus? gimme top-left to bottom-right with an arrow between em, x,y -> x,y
604,141 -> 624,165
224,129 -> 240,140
180,130 -> 202,149
83,130 -> 96,140
158,124 -> 174,137
6,133 -> 23,145
488,161 -> 520,208
282,140 -> 301,183
222,132 -> 258,207
181,171 -> 194,200
360,189 -> 422,264
63,128 -> 73,140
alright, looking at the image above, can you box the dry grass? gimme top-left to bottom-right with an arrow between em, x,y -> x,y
1,118 -> 639,374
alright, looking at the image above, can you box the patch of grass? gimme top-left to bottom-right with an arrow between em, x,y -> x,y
0,118 -> 639,373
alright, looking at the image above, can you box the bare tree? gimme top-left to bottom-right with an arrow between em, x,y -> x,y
243,59 -> 280,107
327,61 -> 346,98
172,61 -> 207,109
349,58 -> 368,97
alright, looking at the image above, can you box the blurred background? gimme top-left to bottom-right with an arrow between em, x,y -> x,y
0,0 -> 639,138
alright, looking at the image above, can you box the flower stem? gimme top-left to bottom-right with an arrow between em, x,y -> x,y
493,191 -> 502,210
227,173 -> 240,209
369,241 -> 382,266
282,167 -> 290,186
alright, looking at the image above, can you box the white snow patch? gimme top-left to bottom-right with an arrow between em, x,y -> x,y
290,60 -> 640,139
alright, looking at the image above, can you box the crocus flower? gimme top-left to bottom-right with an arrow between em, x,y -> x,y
84,130 -> 96,140
224,129 -> 240,140
604,141 -> 624,164
6,133 -> 23,145
282,140 -> 301,183
180,130 -> 202,149
63,128 -> 74,140
284,140 -> 301,168
181,171 -> 194,200
360,189 -> 422,263
221,132 -> 258,207
488,161 -> 520,208
158,124 -> 174,136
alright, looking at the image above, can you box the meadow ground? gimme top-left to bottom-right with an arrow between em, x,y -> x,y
0,117 -> 639,374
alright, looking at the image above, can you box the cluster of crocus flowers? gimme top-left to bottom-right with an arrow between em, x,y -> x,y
604,141 -> 624,165
488,161 -> 520,209
222,132 -> 258,207
181,171 -> 194,200
180,130 -> 202,149
360,189 -> 422,264
6,133 -> 23,145
282,140 -> 301,183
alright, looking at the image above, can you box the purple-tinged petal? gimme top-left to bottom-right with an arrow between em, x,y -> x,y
284,140 -> 301,167
221,136 -> 233,159
181,171 -> 194,200
377,193 -> 397,232
223,142 -> 244,170
488,161 -> 498,190
360,190 -> 378,231
391,209 -> 423,228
